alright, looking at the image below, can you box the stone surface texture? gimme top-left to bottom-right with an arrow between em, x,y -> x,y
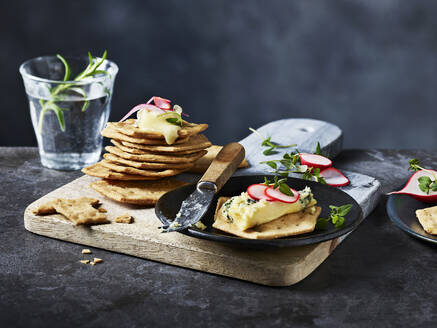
1,147 -> 436,327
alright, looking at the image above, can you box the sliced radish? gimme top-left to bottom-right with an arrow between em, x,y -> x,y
299,153 -> 332,170
247,184 -> 276,201
320,167 -> 350,187
153,96 -> 171,110
388,170 -> 437,203
119,104 -> 164,122
264,187 -> 300,203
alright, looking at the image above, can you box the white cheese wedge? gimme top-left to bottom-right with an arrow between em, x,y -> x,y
221,187 -> 317,231
136,109 -> 181,144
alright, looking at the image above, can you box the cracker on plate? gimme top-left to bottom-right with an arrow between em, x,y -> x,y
105,146 -> 207,164
100,160 -> 187,177
82,163 -> 161,180
101,125 -> 189,145
90,179 -> 188,205
111,119 -> 208,140
189,145 -> 249,173
416,206 -> 437,235
212,197 -> 321,239
112,134 -> 211,154
103,153 -> 194,170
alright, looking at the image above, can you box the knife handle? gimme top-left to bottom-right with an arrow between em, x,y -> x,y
199,142 -> 245,192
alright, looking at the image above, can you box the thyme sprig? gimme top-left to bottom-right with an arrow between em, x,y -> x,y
249,127 -> 296,155
263,176 -> 294,196
316,204 -> 353,229
260,151 -> 327,184
408,158 -> 437,194
38,50 -> 109,134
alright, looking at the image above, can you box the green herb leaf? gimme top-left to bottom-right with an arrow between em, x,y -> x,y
265,161 -> 277,170
317,204 -> 352,230
56,54 -> 71,81
315,142 -> 322,155
409,158 -> 421,172
249,127 -> 296,156
279,183 -> 294,196
166,117 -> 182,126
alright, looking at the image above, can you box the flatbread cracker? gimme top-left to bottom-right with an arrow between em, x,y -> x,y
82,162 -> 161,180
113,134 -> 212,154
103,153 -> 194,170
110,120 -> 208,140
102,125 -> 189,145
189,145 -> 249,173
212,197 -> 321,239
34,197 -> 100,215
34,197 -> 108,226
100,160 -> 187,177
105,146 -> 207,164
416,206 -> 437,234
90,179 -> 188,205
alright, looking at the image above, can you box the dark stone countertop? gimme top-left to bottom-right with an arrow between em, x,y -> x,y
1,147 -> 437,328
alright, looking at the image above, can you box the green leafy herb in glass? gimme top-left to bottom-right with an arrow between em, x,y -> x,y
38,50 -> 109,134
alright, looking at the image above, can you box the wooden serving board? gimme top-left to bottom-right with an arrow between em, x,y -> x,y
24,119 -> 381,286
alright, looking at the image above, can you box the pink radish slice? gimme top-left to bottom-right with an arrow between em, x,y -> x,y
153,96 -> 171,110
247,184 -> 276,201
299,153 -> 332,170
320,167 -> 350,187
119,104 -> 164,122
264,187 -> 300,203
388,170 -> 437,203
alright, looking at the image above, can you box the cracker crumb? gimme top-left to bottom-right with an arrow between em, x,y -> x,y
115,213 -> 133,224
90,262 -> 96,266
93,258 -> 103,263
80,260 -> 90,264
98,207 -> 107,213
82,249 -> 92,254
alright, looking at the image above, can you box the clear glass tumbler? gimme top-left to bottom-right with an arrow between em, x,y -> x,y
19,55 -> 118,170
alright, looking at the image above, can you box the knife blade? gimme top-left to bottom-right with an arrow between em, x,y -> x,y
162,142 -> 245,232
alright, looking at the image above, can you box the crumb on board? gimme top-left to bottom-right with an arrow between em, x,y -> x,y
82,249 -> 92,254
115,213 -> 133,224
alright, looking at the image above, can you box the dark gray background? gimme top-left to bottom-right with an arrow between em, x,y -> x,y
2,0 -> 437,148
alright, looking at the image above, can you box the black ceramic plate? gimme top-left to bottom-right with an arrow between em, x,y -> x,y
387,191 -> 437,244
155,175 -> 363,248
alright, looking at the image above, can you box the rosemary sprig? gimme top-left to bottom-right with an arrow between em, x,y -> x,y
408,158 -> 437,194
38,50 -> 108,134
316,204 -> 353,229
249,127 -> 296,155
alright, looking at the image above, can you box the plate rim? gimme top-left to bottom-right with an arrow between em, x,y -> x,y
156,175 -> 364,248
386,192 -> 437,245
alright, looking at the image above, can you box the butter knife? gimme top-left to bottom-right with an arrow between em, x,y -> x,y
162,142 -> 245,232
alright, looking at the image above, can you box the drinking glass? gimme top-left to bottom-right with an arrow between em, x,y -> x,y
19,55 -> 118,170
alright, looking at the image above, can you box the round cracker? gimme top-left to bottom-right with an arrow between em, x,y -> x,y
100,160 -> 186,177
82,162 -> 161,180
113,134 -> 212,154
90,179 -> 188,205
111,119 -> 208,140
102,125 -> 189,145
105,146 -> 207,164
103,153 -> 194,170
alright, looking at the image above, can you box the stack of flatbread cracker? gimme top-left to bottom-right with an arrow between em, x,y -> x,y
82,119 -> 212,180
81,118 -> 248,206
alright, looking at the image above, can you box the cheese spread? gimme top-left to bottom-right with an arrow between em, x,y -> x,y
221,187 -> 316,231
136,109 -> 181,144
